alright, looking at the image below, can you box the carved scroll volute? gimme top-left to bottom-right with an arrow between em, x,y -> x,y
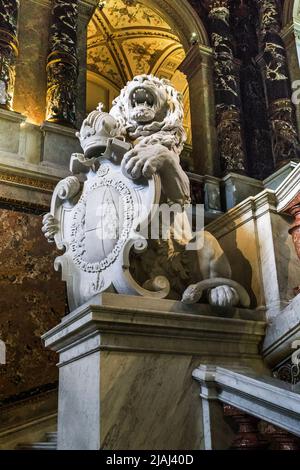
50,176 -> 81,250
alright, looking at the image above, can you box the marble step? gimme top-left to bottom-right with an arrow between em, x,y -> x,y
45,432 -> 58,443
16,432 -> 57,450
17,442 -> 56,450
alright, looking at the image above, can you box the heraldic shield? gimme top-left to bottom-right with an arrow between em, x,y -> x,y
47,138 -> 170,311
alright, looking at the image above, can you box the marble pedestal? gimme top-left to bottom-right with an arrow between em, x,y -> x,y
42,294 -> 267,450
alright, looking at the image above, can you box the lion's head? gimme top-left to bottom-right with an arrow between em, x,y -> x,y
110,75 -> 186,155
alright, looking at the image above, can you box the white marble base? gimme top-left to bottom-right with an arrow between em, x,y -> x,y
193,365 -> 300,441
41,121 -> 82,168
207,174 -> 300,320
222,173 -> 263,210
42,294 -> 267,450
263,293 -> 300,367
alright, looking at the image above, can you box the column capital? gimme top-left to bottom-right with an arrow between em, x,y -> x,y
78,0 -> 96,23
178,45 -> 212,80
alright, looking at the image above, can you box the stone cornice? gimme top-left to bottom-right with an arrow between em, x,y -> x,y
0,162 -> 68,210
276,163 -> 300,212
78,0 -> 98,22
206,189 -> 278,238
42,293 -> 266,367
206,165 -> 300,238
178,44 -> 213,80
178,45 -> 203,79
0,171 -> 55,193
0,108 -> 26,123
0,160 -> 68,189
24,0 -> 52,9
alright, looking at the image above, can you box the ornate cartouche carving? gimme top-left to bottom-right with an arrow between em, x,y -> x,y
43,75 -> 250,311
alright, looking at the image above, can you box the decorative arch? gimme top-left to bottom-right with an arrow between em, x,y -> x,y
86,0 -> 209,50
140,0 -> 209,50
86,0 -> 208,148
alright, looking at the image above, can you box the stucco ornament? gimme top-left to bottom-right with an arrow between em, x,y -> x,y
42,74 -> 250,310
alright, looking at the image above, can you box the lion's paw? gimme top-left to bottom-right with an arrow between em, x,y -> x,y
208,286 -> 240,307
42,213 -> 58,243
122,143 -> 173,180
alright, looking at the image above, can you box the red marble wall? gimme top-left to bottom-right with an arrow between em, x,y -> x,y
0,207 -> 66,401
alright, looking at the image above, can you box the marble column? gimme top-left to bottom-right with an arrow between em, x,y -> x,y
231,0 -> 274,180
206,0 -> 247,175
179,45 -> 218,175
46,0 -> 79,127
256,0 -> 300,166
0,0 -> 19,110
76,1 -> 96,129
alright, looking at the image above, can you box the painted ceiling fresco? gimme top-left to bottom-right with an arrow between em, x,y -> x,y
87,0 -> 191,144
87,0 -> 187,89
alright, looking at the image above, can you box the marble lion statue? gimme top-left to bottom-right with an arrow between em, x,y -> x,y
108,75 -> 249,308
43,74 -> 250,308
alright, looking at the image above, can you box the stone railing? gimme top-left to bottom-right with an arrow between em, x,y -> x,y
193,365 -> 300,450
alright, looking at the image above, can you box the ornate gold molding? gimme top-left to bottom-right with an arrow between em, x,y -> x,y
0,172 -> 56,192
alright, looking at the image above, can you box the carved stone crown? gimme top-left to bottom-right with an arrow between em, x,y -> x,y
76,104 -> 120,159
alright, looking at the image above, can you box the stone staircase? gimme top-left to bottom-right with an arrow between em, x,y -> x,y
16,432 -> 57,450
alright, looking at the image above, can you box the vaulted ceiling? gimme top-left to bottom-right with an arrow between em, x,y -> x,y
87,0 -> 187,88
86,0 -> 191,143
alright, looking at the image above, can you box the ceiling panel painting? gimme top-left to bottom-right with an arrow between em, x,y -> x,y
121,37 -> 175,76
87,0 -> 192,144
102,0 -> 171,30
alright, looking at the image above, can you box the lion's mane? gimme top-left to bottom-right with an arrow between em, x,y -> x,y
110,75 -> 187,156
